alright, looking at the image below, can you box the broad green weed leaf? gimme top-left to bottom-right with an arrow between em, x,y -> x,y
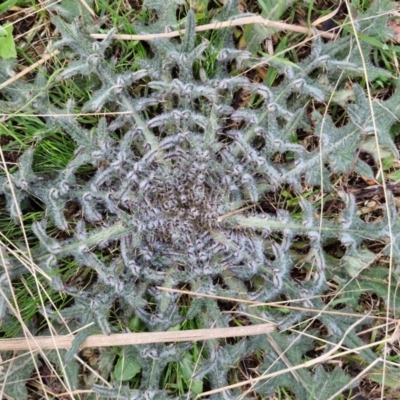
114,357 -> 141,381
180,353 -> 194,380
388,168 -> 400,181
341,248 -> 376,278
180,354 -> 203,395
260,51 -> 301,69
190,380 -> 203,395
0,26 -> 16,59
0,23 -> 16,58
382,156 -> 394,170
368,369 -> 400,389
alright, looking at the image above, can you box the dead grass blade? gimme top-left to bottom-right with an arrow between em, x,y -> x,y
78,0 -> 95,17
311,0 -> 342,27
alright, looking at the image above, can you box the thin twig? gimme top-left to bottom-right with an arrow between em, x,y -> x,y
90,16 -> 337,42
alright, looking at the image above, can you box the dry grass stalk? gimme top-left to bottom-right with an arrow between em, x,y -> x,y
194,315 -> 382,398
0,323 -> 275,352
156,286 -> 398,322
0,50 -> 60,92
90,16 -> 337,42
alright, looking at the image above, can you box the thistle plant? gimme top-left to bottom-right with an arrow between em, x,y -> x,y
0,0 -> 399,398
